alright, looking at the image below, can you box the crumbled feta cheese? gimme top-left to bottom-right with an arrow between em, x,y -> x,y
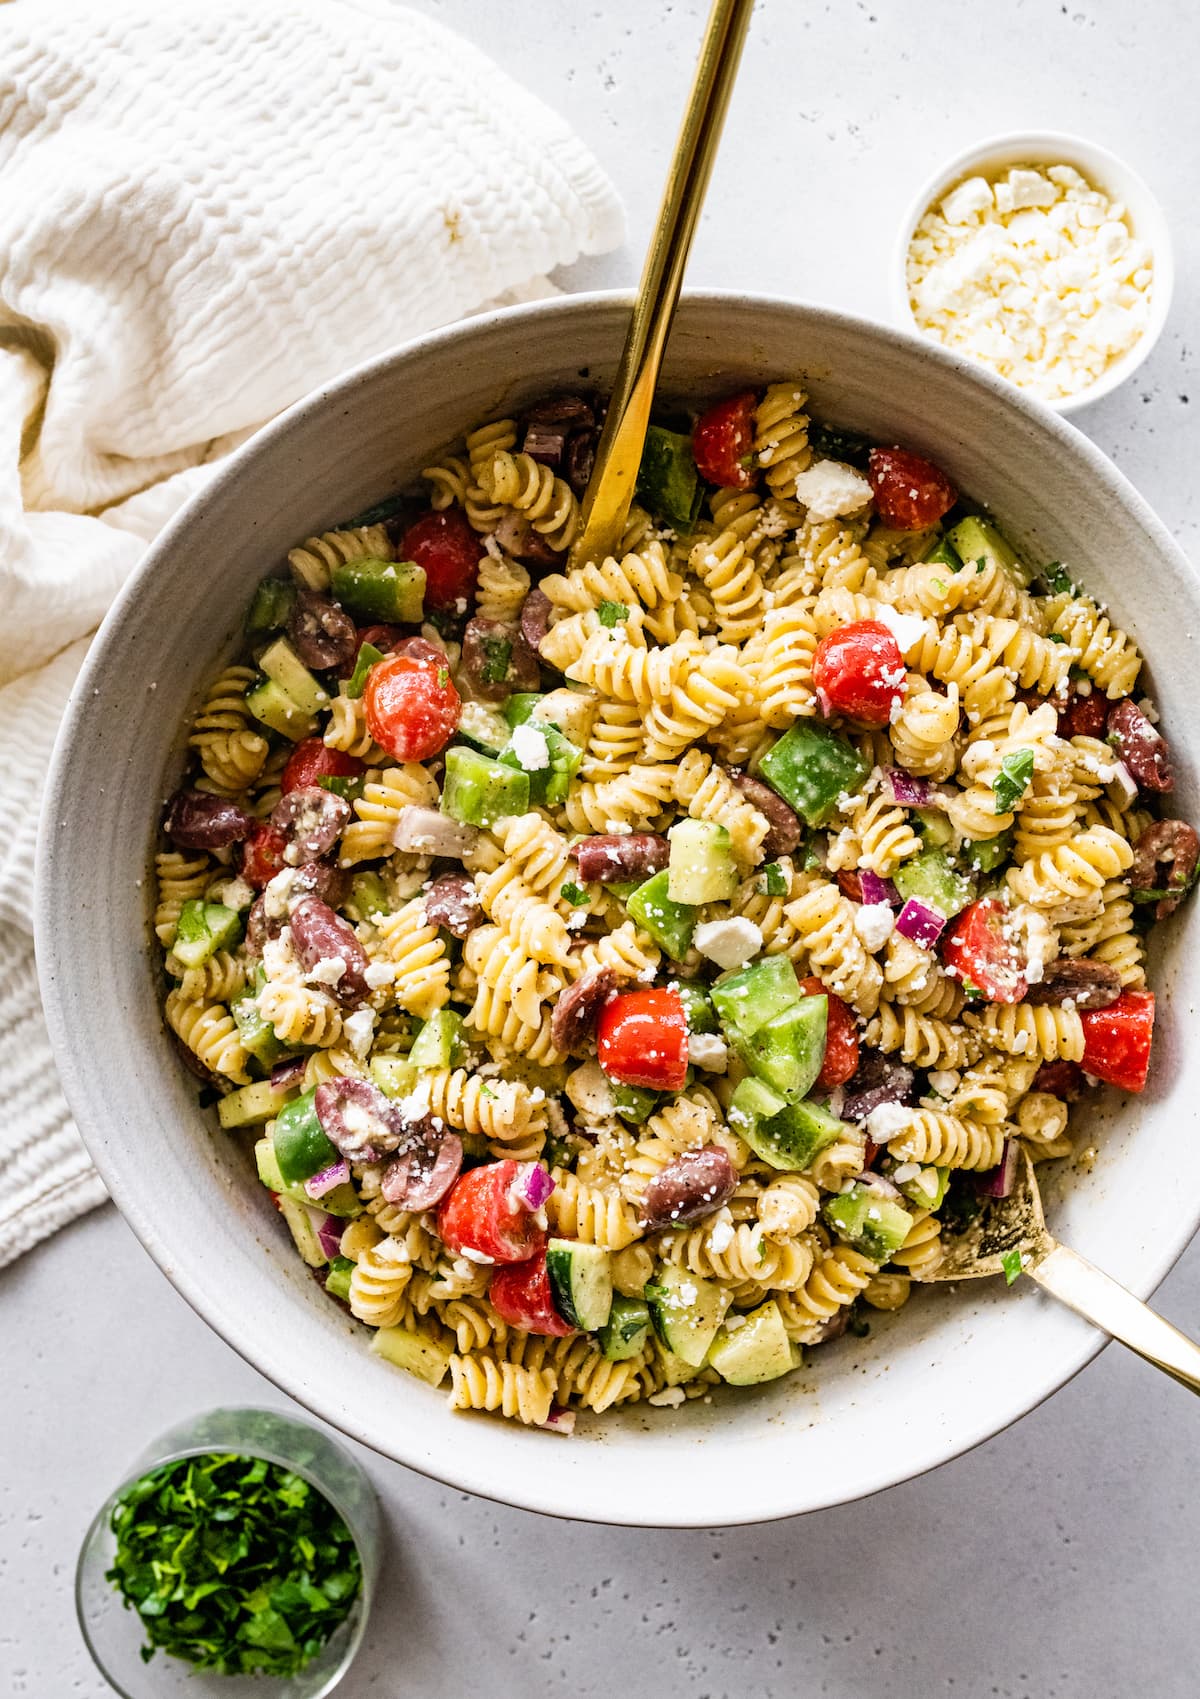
307,955 -> 346,987
791,458 -> 873,520
260,929 -> 296,981
459,1246 -> 495,1266
211,875 -> 254,912
363,961 -> 394,990
864,1101 -> 913,1142
693,916 -> 763,971
342,1007 -> 376,1058
687,1032 -> 729,1073
707,1212 -> 735,1254
678,1281 -> 698,1306
647,1386 -> 686,1408
941,174 -> 994,223
509,722 -> 551,772
565,1061 -> 617,1120
870,603 -> 929,655
720,1310 -> 747,1332
891,1161 -> 921,1184
263,868 -> 298,920
926,1069 -> 960,1098
853,902 -> 895,951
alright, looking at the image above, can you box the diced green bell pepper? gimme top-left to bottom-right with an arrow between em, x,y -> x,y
675,982 -> 718,1035
273,1089 -> 341,1187
758,722 -> 869,828
442,745 -> 530,828
611,1082 -> 661,1125
726,1076 -> 846,1171
738,996 -> 828,1101
344,870 -> 393,924
626,869 -> 697,960
343,640 -> 386,700
710,954 -> 804,1043
963,828 -> 1014,875
822,1183 -> 913,1263
498,723 -> 583,807
636,424 -> 702,531
231,995 -> 286,1069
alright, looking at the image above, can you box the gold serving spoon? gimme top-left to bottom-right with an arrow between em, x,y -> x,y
916,1146 -> 1200,1393
571,0 -> 756,568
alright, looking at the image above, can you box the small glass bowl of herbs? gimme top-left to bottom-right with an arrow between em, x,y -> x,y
75,1408 -> 380,1697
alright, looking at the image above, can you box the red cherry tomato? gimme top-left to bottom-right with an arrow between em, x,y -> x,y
799,976 -> 859,1090
437,1160 -> 548,1265
692,391 -> 758,489
240,823 -> 288,889
1033,1060 -> 1085,1101
353,623 -> 403,660
399,509 -> 481,611
942,898 -> 1028,1004
596,988 -> 689,1091
868,447 -> 956,531
812,620 -> 907,725
1080,990 -> 1155,1094
281,739 -> 365,796
363,653 -> 460,762
1057,687 -> 1111,740
489,1251 -> 574,1337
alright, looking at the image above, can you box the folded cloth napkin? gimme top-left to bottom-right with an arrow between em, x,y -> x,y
0,0 -> 623,1267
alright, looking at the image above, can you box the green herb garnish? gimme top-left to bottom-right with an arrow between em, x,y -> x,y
597,600 -> 629,628
104,1452 -> 361,1677
317,773 -> 365,802
1001,1247 -> 1023,1286
1046,631 -> 1068,644
763,861 -> 787,897
437,666 -> 450,689
993,747 -> 1035,814
560,881 -> 590,907
342,640 -> 385,699
1043,562 -> 1074,595
479,637 -> 512,685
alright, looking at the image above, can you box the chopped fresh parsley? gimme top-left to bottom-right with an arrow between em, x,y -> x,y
961,978 -> 984,1000
1001,1247 -> 1023,1286
560,881 -> 590,907
104,1452 -> 361,1677
436,666 -> 450,689
1046,631 -> 1068,644
975,556 -> 987,574
597,600 -> 629,628
993,747 -> 1035,814
479,638 -> 512,685
1043,561 -> 1074,595
763,861 -> 787,897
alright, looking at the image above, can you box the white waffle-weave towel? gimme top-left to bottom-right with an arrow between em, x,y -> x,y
0,0 -> 624,1266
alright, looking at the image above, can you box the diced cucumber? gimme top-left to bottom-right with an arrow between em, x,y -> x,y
636,424 -> 702,531
342,641 -> 386,700
273,1089 -> 341,1186
894,848 -> 975,919
726,1077 -> 846,1171
370,1056 -> 418,1099
217,1078 -> 294,1129
370,1323 -> 453,1386
611,1081 -> 661,1124
913,807 -> 956,849
711,955 -> 803,1043
599,1295 -> 652,1361
245,675 -> 317,741
172,900 -> 243,970
254,1136 -> 360,1217
667,819 -> 738,904
442,745 -> 529,828
655,1343 -> 706,1386
345,871 -> 393,924
246,577 -> 297,635
963,828 -> 1014,875
231,996 -> 286,1069
408,1009 -> 466,1071
758,722 -> 869,828
546,1239 -> 613,1331
946,515 -> 1030,586
456,699 -> 512,755
330,557 -> 426,623
259,637 -> 330,714
277,1195 -> 328,1268
823,1183 -> 913,1263
738,996 -> 827,1101
503,692 -> 544,727
919,536 -> 963,571
707,1301 -> 796,1385
676,981 -> 717,1035
896,1165 -> 950,1211
324,1255 -> 356,1303
626,869 -> 696,960
646,1265 -> 729,1367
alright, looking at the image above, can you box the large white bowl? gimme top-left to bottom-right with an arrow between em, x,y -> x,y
35,293 -> 1200,1527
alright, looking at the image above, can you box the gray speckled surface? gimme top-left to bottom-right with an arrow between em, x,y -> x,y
5,0 -> 1200,1693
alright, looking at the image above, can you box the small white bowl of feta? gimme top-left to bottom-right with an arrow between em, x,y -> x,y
892,131 -> 1173,414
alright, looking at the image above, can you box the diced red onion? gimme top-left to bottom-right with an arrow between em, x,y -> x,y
882,768 -> 933,807
314,1213 -> 345,1261
978,1140 -> 1018,1198
271,1056 -> 308,1090
858,870 -> 901,909
304,1160 -> 351,1200
511,1162 -> 555,1211
392,806 -> 478,857
539,1404 -> 577,1435
894,898 -> 947,949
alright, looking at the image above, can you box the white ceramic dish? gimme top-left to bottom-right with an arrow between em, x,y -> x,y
35,292 -> 1200,1527
890,130 -> 1174,415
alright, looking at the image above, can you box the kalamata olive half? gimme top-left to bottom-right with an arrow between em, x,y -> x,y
163,789 -> 254,850
572,834 -> 669,885
460,616 -> 540,702
550,967 -> 617,1056
520,587 -> 553,653
287,590 -> 358,673
381,1127 -> 464,1211
639,1146 -> 736,1230
314,1077 -> 405,1163
270,786 -> 351,864
289,896 -> 370,1005
727,769 -> 803,857
423,873 -> 482,938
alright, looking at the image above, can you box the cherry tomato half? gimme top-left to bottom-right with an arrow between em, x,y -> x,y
1057,686 -> 1110,740
1033,1060 -> 1086,1101
1080,989 -> 1155,1094
399,509 -> 482,611
489,1251 -> 574,1337
941,897 -> 1028,1005
692,390 -> 758,489
240,823 -> 288,889
364,653 -> 460,762
813,620 -> 907,725
281,739 -> 365,796
437,1160 -> 548,1265
868,447 -> 956,531
596,988 -> 689,1092
799,976 -> 859,1090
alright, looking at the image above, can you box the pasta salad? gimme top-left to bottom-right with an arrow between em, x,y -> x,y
156,383 -> 1195,1430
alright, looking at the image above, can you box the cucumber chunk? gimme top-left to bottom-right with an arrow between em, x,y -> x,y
896,1165 -> 949,1211
171,900 -> 243,970
456,699 -> 512,755
626,869 -> 697,960
599,1295 -> 652,1361
245,675 -> 317,741
344,870 -> 394,925
636,424 -> 702,531
758,721 -> 869,828
919,536 -> 963,572
546,1239 -> 613,1331
963,828 -> 1014,875
738,996 -> 827,1101
272,1089 -> 341,1186
370,1323 -> 453,1386
324,1255 -> 356,1303
408,1009 -> 466,1072
646,1264 -> 729,1367
370,1056 -> 418,1099
258,637 -> 330,715
946,515 -> 1030,586
442,745 -> 530,828
277,1195 -> 327,1268
726,1077 -> 846,1171
217,1078 -> 294,1129
330,557 -> 426,623
611,1081 -> 661,1124
254,1136 -> 360,1217
894,848 -> 975,919
707,1301 -> 796,1385
246,577 -> 297,635
231,996 -> 286,1069
711,955 -> 803,1044
666,819 -> 738,904
913,806 -> 955,849
823,1183 -> 913,1263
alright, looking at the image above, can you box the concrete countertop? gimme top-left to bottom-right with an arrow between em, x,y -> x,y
4,1 -> 1198,1693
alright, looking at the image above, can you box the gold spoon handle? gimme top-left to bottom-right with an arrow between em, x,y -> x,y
1030,1241 -> 1200,1394
571,0 -> 756,568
